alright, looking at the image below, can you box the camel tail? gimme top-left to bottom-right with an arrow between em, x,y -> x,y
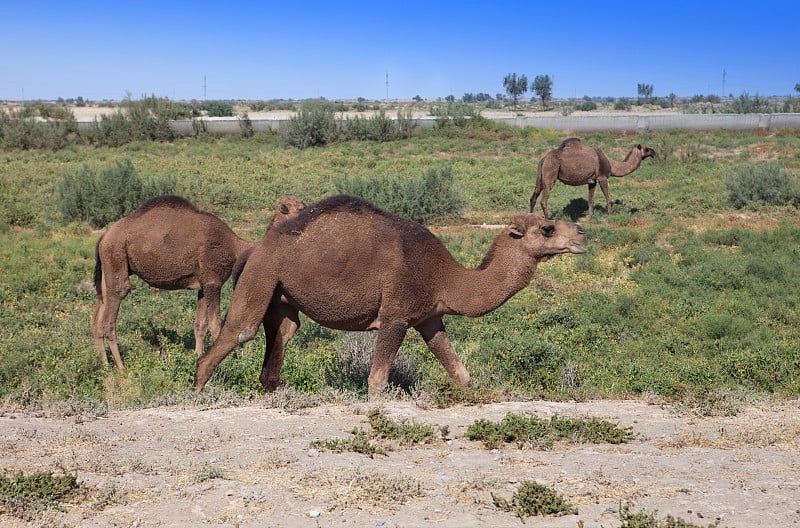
93,236 -> 104,301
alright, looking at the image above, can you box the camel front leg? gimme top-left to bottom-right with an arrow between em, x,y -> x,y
586,182 -> 597,217
194,279 -> 273,392
415,318 -> 470,387
194,284 -> 222,356
598,178 -> 612,214
368,319 -> 409,397
259,303 -> 300,392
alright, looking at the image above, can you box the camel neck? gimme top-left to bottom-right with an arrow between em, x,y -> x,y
443,245 -> 538,318
609,151 -> 642,177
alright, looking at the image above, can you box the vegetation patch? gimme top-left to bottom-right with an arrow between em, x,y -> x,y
466,412 -> 635,450
310,409 -> 446,457
618,504 -> 725,528
0,471 -> 81,519
492,480 -> 577,521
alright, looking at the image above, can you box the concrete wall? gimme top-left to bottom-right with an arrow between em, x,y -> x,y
76,113 -> 800,136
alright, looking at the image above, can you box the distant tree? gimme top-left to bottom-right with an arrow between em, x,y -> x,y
413,95 -> 423,103
667,93 -> 677,108
503,73 -> 528,110
533,74 -> 553,109
795,83 -> 800,94
637,83 -> 654,104
445,94 -> 456,102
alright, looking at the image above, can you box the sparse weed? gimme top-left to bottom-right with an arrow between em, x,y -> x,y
0,471 -> 81,519
492,480 -> 577,521
466,412 -> 635,450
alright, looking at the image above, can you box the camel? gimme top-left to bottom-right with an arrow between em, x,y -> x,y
529,138 -> 656,218
92,194 -> 307,370
194,194 -> 587,397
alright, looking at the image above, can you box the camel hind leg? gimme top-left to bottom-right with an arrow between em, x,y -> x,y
92,274 -> 130,370
259,302 -> 300,391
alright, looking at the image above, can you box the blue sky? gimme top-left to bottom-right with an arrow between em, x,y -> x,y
2,1 -> 798,102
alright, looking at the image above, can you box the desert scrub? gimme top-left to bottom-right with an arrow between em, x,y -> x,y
492,480 -> 577,521
334,165 -> 465,224
618,503 -> 723,528
0,471 -> 81,520
725,161 -> 800,208
56,158 -> 176,227
466,412 -> 635,450
309,409 -> 446,457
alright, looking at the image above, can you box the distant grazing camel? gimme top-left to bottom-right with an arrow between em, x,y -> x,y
194,194 -> 587,397
529,137 -> 656,218
92,194 -> 307,370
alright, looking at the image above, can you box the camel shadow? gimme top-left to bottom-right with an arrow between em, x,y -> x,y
561,199 -> 637,221
141,322 -> 194,353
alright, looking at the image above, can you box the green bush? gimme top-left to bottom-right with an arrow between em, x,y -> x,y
85,96 -> 179,147
492,481 -> 578,520
0,108 -> 79,150
334,165 -> 465,224
0,471 -> 80,520
725,162 -> 800,208
202,100 -> 235,117
280,99 -> 337,148
56,158 -> 176,227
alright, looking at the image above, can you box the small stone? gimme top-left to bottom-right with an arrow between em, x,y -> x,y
309,510 -> 321,518
308,448 -> 320,457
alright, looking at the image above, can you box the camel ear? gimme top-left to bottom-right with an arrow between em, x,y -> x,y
279,203 -> 290,215
508,215 -> 527,237
636,144 -> 643,150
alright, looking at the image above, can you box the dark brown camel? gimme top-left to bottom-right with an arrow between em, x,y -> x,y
194,194 -> 587,397
92,194 -> 307,370
529,137 -> 656,218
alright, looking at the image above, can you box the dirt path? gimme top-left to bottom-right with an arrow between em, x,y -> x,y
2,398 -> 799,527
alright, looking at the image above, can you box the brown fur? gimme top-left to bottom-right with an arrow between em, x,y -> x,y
529,137 -> 656,218
194,194 -> 587,397
92,195 -> 306,369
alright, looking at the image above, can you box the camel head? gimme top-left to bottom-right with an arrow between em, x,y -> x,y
508,214 -> 587,261
635,144 -> 657,160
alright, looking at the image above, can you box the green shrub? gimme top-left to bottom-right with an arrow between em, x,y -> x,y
202,100 -> 234,117
85,96 -> 178,147
0,471 -> 80,520
0,109 -> 79,150
466,412 -> 634,450
56,158 -> 176,227
334,165 -> 465,224
575,100 -> 597,111
492,480 -> 578,520
280,99 -> 337,148
725,162 -> 800,208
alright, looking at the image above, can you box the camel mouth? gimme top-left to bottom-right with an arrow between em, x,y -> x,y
567,244 -> 587,254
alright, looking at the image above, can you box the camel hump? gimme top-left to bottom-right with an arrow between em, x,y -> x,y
131,195 -> 200,218
559,137 -> 583,149
275,194 -> 403,235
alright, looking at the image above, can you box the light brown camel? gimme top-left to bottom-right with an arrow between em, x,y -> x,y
194,194 -> 587,397
92,194 -> 307,370
529,137 -> 656,218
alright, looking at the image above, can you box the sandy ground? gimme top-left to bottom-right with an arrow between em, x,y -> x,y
2,398 -> 799,527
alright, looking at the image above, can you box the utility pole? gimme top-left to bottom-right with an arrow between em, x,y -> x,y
722,69 -> 726,97
203,75 -> 207,100
385,72 -> 389,100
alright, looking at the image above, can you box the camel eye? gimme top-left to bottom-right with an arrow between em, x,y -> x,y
541,225 -> 555,237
